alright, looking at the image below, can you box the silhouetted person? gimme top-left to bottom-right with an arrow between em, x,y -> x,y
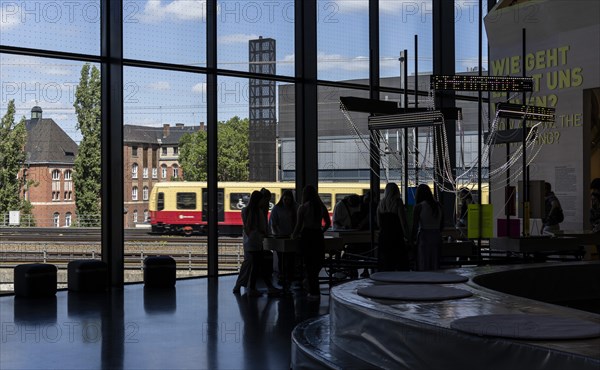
377,183 -> 409,271
292,185 -> 331,300
411,184 -> 443,271
542,182 -> 564,235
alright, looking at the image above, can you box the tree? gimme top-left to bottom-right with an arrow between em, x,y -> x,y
179,116 -> 249,181
73,64 -> 101,226
0,100 -> 33,223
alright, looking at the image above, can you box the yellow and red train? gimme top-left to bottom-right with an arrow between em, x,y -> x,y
148,182 -> 374,235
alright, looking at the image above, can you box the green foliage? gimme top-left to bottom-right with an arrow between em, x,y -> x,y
0,100 -> 30,219
73,64 -> 101,226
179,116 -> 249,181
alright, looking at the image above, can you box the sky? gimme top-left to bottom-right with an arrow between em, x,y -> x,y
0,0 -> 487,143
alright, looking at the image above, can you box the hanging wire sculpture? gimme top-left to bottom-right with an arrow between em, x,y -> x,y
339,87 -> 553,213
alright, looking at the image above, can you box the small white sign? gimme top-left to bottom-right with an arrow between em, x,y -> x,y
9,211 -> 20,226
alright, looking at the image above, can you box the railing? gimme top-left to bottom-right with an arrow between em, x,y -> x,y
0,241 -> 244,285
0,214 -> 101,228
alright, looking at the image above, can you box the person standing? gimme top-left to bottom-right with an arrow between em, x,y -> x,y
332,194 -> 361,230
456,188 -> 473,229
269,190 -> 297,237
233,191 -> 267,296
411,184 -> 444,271
377,183 -> 409,271
292,185 -> 331,300
269,190 -> 298,286
259,188 -> 282,295
542,182 -> 564,235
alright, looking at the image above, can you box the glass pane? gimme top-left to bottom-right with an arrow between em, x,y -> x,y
0,54 -> 101,292
380,0 -> 433,89
319,87 -> 370,182
123,0 -> 206,66
217,0 -> 294,76
217,76 -> 295,275
176,192 -> 196,209
230,193 -> 251,210
124,66 -> 206,281
318,0 -> 369,83
455,1 -> 488,73
0,0 -> 100,55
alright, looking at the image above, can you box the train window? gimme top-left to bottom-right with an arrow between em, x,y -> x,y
319,193 -> 332,211
335,193 -> 356,204
202,188 -> 225,222
230,193 -> 250,210
176,192 -> 196,210
157,192 -> 164,211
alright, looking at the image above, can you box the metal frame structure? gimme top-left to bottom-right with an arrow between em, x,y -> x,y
249,38 -> 277,181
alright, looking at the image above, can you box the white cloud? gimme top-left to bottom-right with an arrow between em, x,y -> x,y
0,3 -> 23,31
317,52 -> 369,71
139,0 -> 208,23
218,33 -> 260,45
282,54 -> 295,63
192,82 -> 206,94
148,81 -> 171,91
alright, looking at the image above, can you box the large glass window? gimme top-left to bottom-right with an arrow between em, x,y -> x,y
0,54 -> 100,293
217,76 -> 295,274
123,66 -> 206,280
0,0 -> 506,289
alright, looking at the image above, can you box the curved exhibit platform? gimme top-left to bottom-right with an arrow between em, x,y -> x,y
291,262 -> 600,370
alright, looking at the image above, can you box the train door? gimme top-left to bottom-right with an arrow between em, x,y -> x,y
201,188 -> 225,222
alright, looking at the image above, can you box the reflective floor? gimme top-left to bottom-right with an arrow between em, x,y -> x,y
0,275 -> 330,370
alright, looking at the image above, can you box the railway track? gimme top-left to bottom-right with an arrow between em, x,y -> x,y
0,227 -> 242,243
0,228 -> 245,275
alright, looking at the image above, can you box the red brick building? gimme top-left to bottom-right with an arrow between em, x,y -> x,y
17,106 -> 203,228
20,107 -> 78,227
123,123 -> 203,228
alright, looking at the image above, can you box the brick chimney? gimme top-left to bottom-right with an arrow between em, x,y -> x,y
199,122 -> 205,131
163,124 -> 170,138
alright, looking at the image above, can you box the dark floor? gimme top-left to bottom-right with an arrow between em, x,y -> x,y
0,275 -> 330,370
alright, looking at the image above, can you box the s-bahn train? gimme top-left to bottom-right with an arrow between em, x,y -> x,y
148,181 -> 375,235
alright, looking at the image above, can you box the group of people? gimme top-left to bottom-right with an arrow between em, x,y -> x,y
233,186 -> 330,300
376,183 -> 444,272
331,183 -> 444,272
233,182 -> 447,298
233,177 -> 600,297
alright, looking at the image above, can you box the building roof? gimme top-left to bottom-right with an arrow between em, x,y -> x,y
24,118 -> 78,165
124,124 -> 203,146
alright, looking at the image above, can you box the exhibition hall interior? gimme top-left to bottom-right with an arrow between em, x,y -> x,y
0,0 -> 599,369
